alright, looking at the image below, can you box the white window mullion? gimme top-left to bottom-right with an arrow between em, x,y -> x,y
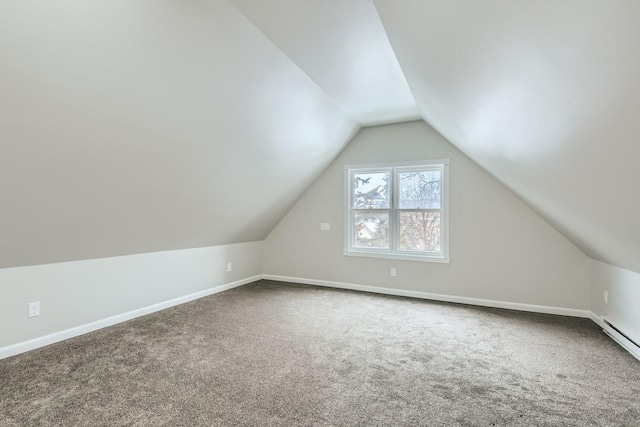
391,167 -> 398,254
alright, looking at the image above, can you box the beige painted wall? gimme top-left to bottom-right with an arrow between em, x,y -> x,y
591,260 -> 640,342
0,241 -> 262,349
264,121 -> 590,309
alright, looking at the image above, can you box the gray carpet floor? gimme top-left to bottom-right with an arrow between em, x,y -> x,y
1,280 -> 639,426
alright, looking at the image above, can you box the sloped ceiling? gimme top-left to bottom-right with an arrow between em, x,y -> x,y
2,1 -> 639,275
229,0 -> 420,125
0,0 -> 360,268
374,0 -> 640,274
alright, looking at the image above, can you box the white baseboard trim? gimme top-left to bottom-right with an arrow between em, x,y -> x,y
589,312 -> 603,327
7,273 -> 637,364
262,274 -> 593,318
0,275 -> 262,360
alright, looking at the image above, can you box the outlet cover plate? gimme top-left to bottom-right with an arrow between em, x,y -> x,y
28,301 -> 40,318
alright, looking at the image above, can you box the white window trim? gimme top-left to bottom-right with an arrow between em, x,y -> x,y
344,159 -> 450,264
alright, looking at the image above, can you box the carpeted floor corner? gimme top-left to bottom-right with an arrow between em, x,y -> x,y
1,280 -> 639,426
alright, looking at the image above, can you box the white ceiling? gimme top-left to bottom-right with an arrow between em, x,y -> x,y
229,0 -> 420,126
2,0 -> 639,274
374,0 -> 640,273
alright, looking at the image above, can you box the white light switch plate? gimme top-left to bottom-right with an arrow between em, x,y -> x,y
320,223 -> 331,231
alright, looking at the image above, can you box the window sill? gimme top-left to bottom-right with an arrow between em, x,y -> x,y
343,250 -> 450,264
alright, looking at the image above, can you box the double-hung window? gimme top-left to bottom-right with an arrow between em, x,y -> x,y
345,160 -> 449,263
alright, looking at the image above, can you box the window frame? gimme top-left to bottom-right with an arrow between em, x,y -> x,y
344,159 -> 450,263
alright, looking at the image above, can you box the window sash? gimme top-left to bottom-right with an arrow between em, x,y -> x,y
346,161 -> 449,262
351,209 -> 391,252
392,165 -> 443,256
394,165 -> 442,211
394,209 -> 443,256
349,167 -> 391,210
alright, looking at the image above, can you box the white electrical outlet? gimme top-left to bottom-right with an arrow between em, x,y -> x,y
227,262 -> 232,272
320,222 -> 331,231
390,268 -> 396,277
604,291 -> 608,304
28,301 -> 40,318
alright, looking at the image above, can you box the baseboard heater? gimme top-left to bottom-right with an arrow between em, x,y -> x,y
602,316 -> 640,361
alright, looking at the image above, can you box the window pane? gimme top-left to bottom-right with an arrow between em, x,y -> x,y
398,170 -> 441,209
399,211 -> 440,252
352,172 -> 390,209
353,211 -> 389,249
